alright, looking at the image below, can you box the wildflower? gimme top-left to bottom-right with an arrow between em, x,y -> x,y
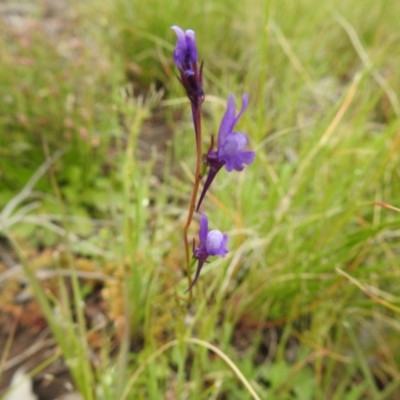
185,213 -> 228,293
171,26 -> 204,109
196,93 -> 255,210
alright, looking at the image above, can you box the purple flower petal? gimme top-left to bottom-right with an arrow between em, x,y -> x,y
171,26 -> 186,70
233,93 -> 249,128
185,30 -> 197,64
206,231 -> 228,257
217,93 -> 249,149
171,26 -> 198,73
171,25 -> 185,40
226,150 -> 255,172
218,132 -> 255,171
199,213 -> 208,245
218,95 -> 236,148
220,132 -> 248,156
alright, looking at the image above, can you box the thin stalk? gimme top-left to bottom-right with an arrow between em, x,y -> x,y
183,106 -> 203,296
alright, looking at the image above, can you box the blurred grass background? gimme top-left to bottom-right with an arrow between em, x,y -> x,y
1,0 -> 400,399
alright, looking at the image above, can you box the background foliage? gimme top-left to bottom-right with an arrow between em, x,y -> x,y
1,0 -> 400,399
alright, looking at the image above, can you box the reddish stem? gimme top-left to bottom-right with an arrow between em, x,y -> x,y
183,106 -> 203,295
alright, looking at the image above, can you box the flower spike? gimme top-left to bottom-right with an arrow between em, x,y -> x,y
185,213 -> 228,293
196,93 -> 255,211
171,26 -> 204,110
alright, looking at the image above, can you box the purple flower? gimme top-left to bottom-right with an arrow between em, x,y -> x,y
171,26 -> 204,109
185,213 -> 228,293
172,27 -> 198,72
196,93 -> 255,211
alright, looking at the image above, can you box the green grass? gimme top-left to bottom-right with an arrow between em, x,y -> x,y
1,0 -> 400,399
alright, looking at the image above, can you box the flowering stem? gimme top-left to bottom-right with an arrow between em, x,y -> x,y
183,105 -> 203,294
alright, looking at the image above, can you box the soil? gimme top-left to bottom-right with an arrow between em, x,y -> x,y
0,237 -> 119,399
0,263 -> 73,399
